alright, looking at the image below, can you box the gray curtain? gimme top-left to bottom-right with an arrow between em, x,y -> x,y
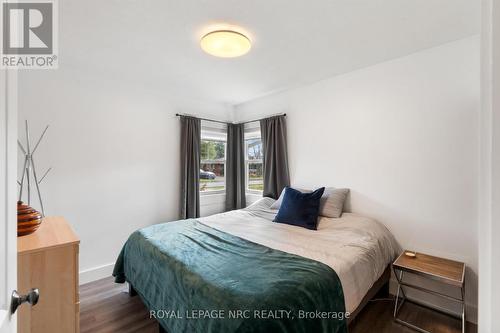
180,116 -> 201,219
226,123 -> 246,210
260,115 -> 290,199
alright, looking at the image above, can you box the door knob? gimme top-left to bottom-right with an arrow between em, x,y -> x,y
10,288 -> 39,314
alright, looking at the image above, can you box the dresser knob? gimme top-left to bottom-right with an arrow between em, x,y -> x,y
10,288 -> 39,314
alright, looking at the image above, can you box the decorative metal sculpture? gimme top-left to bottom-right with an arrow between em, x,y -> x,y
17,120 -> 51,217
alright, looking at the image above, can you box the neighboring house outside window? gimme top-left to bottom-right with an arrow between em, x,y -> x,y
244,122 -> 263,194
200,121 -> 227,194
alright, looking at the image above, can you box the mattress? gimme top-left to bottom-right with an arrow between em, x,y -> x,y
198,197 -> 400,314
114,216 -> 348,333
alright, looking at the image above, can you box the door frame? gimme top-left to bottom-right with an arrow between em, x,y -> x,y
478,1 -> 500,332
0,68 -> 18,332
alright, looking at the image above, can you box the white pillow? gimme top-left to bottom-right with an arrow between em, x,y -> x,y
271,187 -> 349,218
270,187 -> 297,210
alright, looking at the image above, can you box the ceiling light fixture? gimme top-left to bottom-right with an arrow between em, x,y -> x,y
200,30 -> 251,58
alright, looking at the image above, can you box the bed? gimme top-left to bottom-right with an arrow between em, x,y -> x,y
113,197 -> 399,333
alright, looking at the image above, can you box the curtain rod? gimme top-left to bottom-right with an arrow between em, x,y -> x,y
237,113 -> 287,125
175,113 -> 228,125
175,113 -> 286,125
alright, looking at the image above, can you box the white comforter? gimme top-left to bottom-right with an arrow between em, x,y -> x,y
198,197 -> 400,314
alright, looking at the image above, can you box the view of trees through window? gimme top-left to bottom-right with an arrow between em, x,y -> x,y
200,140 -> 226,192
246,138 -> 263,191
199,128 -> 263,194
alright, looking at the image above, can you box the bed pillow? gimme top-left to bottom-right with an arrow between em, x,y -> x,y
270,187 -> 349,218
270,188 -> 293,210
273,187 -> 325,230
320,188 -> 350,218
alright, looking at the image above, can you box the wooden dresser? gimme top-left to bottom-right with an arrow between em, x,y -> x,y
17,217 -> 80,333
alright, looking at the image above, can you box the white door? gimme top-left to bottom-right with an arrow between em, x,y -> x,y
0,69 -> 18,333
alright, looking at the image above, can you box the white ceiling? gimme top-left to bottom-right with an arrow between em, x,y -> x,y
62,0 -> 480,106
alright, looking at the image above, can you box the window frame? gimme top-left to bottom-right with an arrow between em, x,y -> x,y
244,124 -> 263,195
200,123 -> 227,196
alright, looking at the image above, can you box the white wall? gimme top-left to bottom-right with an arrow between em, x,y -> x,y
200,194 -> 226,217
17,67 -> 230,284
235,36 -> 480,321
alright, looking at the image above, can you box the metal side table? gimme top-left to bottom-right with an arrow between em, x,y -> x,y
392,251 -> 466,333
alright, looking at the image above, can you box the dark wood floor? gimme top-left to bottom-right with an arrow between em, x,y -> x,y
80,277 -> 477,333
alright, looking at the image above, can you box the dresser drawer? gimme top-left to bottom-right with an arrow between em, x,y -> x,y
17,217 -> 80,333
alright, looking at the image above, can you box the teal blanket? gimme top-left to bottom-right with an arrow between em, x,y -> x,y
113,219 -> 347,333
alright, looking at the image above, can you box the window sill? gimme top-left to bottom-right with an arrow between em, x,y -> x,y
200,191 -> 226,196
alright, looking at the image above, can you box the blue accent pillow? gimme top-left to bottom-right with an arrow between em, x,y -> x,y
273,187 -> 325,230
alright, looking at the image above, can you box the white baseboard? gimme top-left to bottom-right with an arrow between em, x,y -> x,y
79,263 -> 115,285
389,279 -> 477,324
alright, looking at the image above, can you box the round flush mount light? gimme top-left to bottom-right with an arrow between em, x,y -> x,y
200,30 -> 251,58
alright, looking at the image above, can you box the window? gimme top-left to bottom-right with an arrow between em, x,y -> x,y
200,122 -> 226,193
245,122 -> 263,193
199,121 -> 262,194
200,140 -> 226,192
